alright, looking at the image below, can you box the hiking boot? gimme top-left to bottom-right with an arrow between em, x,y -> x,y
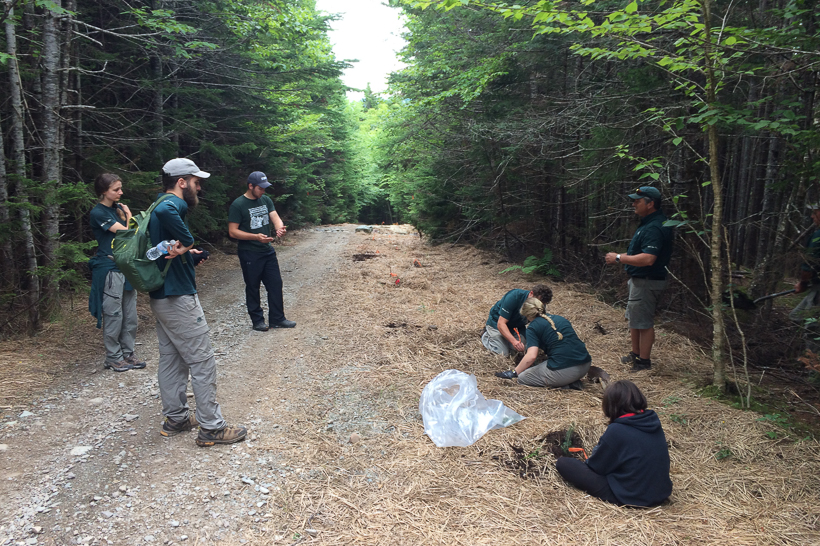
270,319 -> 296,328
630,358 -> 652,372
196,424 -> 247,447
160,414 -> 199,437
560,379 -> 584,391
620,352 -> 638,366
104,360 -> 132,372
125,354 -> 146,369
252,322 -> 269,332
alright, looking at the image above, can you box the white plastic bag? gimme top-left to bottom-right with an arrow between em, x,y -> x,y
419,369 -> 525,447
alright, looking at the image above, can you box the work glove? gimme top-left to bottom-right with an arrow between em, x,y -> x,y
495,369 -> 518,380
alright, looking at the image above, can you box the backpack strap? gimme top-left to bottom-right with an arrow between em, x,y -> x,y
147,193 -> 188,268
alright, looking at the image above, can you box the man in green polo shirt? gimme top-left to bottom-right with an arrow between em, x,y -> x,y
790,204 -> 820,345
605,186 -> 673,372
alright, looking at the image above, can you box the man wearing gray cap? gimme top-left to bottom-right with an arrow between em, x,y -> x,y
228,171 -> 296,331
605,186 -> 673,372
149,158 -> 247,447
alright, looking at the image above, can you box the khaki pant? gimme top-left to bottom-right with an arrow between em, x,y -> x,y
625,277 -> 667,329
102,271 -> 137,364
517,360 -> 591,388
150,294 -> 226,430
481,324 -> 517,357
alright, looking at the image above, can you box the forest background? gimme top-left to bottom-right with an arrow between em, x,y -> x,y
0,0 -> 818,392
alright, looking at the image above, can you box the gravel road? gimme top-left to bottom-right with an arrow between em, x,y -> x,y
0,225 -> 358,545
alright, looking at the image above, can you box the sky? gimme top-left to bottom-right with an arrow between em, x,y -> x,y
314,0 -> 408,99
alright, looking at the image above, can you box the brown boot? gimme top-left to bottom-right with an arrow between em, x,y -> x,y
104,360 -> 132,372
160,414 -> 199,437
196,424 -> 247,447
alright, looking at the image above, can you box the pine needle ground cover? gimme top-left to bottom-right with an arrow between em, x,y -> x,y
245,226 -> 820,545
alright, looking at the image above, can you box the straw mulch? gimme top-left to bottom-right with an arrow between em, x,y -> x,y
248,226 -> 820,545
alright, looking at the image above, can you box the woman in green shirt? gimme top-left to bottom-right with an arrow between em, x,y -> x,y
496,293 -> 591,389
88,173 -> 145,372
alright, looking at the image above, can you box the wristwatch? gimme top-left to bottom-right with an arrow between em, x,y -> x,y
616,254 -> 621,263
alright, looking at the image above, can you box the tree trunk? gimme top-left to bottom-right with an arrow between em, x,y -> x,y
0,116 -> 13,287
6,8 -> 40,331
40,1 -> 64,310
701,0 -> 727,389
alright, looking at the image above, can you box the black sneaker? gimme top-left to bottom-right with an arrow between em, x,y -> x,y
252,322 -> 269,332
620,352 -> 638,366
630,358 -> 652,372
104,360 -> 132,372
270,319 -> 296,328
196,424 -> 248,447
160,414 -> 199,437
125,354 -> 146,369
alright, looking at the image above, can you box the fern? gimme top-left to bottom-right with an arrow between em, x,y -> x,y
499,248 -> 561,277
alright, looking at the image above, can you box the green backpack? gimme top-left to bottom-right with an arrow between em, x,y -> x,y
112,194 -> 173,293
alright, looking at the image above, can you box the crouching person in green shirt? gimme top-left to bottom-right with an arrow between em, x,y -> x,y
482,284 -> 553,357
495,296 -> 592,390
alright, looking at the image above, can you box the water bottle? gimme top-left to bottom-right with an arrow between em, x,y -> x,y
146,240 -> 176,260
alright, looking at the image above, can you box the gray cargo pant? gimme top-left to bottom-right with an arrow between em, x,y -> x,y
102,271 -> 138,364
481,324 -> 519,357
150,294 -> 226,431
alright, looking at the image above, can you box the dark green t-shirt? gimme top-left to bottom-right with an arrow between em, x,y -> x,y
525,314 -> 591,370
228,194 -> 276,253
148,194 -> 197,299
486,288 -> 530,332
800,227 -> 820,282
89,203 -> 125,258
624,210 -> 673,279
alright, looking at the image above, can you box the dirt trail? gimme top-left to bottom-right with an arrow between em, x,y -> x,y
2,224 -> 820,546
0,226 -> 355,545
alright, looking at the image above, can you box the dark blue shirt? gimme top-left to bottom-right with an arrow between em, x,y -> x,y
148,194 -> 197,299
586,410 -> 673,507
525,314 -> 591,370
624,210 -> 673,279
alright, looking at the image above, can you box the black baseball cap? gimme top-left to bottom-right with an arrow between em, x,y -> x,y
248,171 -> 271,189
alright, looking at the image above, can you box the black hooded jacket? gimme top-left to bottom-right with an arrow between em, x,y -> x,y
586,409 -> 672,506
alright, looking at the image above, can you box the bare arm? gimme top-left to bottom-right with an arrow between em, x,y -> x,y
228,222 -> 274,243
514,346 -> 540,375
605,252 -> 657,267
270,210 -> 286,238
497,316 -> 525,352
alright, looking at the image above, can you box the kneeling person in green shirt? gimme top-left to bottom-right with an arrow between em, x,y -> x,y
228,171 -> 296,332
495,296 -> 592,389
482,284 -> 552,357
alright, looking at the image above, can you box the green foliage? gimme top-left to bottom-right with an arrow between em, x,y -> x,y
560,424 -> 576,455
715,447 -> 733,460
499,248 -> 560,278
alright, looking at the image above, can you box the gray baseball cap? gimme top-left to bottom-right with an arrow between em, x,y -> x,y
162,158 -> 210,179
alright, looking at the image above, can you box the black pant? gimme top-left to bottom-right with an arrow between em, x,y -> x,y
556,457 -> 621,505
238,248 -> 285,325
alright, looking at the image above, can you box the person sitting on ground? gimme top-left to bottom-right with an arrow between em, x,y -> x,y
482,284 -> 553,357
555,380 -> 672,507
495,294 -> 592,389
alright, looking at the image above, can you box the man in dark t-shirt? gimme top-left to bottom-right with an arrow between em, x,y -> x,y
228,171 -> 296,331
605,186 -> 673,372
481,284 -> 553,357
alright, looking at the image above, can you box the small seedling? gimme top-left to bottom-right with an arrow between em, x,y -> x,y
715,448 -> 733,460
661,396 -> 681,407
669,414 -> 688,425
